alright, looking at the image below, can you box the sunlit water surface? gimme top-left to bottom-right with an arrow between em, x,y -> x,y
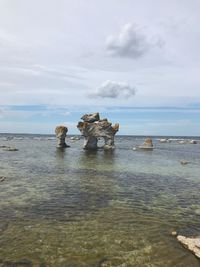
0,135 -> 200,267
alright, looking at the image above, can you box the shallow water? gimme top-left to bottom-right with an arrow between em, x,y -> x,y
0,135 -> 200,266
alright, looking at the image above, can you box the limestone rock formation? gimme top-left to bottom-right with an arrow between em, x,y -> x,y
177,235 -> 200,258
138,138 -> 154,150
77,112 -> 119,150
55,126 -> 70,148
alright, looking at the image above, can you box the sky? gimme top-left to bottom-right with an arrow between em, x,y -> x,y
0,0 -> 200,135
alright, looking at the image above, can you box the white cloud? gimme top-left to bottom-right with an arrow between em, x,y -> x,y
106,23 -> 162,59
88,80 -> 136,99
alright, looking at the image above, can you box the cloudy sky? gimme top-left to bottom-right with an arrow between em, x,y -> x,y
0,0 -> 200,135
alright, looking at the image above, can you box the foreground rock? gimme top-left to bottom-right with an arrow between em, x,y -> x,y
177,235 -> 200,258
55,126 -> 70,148
77,112 -> 119,150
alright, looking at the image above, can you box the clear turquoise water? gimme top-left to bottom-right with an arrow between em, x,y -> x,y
0,135 -> 200,266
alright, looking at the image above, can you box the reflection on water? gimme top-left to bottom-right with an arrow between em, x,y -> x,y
0,135 -> 200,266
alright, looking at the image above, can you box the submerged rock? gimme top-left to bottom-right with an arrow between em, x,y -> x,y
177,235 -> 200,258
0,258 -> 33,267
55,126 -> 70,148
77,113 -> 119,150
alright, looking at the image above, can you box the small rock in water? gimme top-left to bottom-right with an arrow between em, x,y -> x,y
171,231 -> 177,236
178,140 -> 186,144
0,176 -> 6,182
159,138 -> 169,143
180,160 -> 190,165
190,140 -> 197,144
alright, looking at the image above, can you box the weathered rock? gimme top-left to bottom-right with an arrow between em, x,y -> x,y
55,126 -> 70,148
77,113 -> 119,150
138,138 -> 154,150
81,112 -> 100,123
177,235 -> 200,258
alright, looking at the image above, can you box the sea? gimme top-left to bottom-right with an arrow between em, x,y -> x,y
0,134 -> 200,267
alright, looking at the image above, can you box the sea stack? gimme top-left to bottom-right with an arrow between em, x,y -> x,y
55,126 -> 70,148
77,112 -> 119,150
138,138 -> 154,150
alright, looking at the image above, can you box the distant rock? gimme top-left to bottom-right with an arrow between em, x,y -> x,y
180,160 -> 190,165
55,126 -> 70,148
190,140 -> 197,144
177,235 -> 200,258
178,140 -> 187,144
138,138 -> 154,150
2,147 -> 18,151
77,113 -> 119,150
70,136 -> 80,141
159,138 -> 169,143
